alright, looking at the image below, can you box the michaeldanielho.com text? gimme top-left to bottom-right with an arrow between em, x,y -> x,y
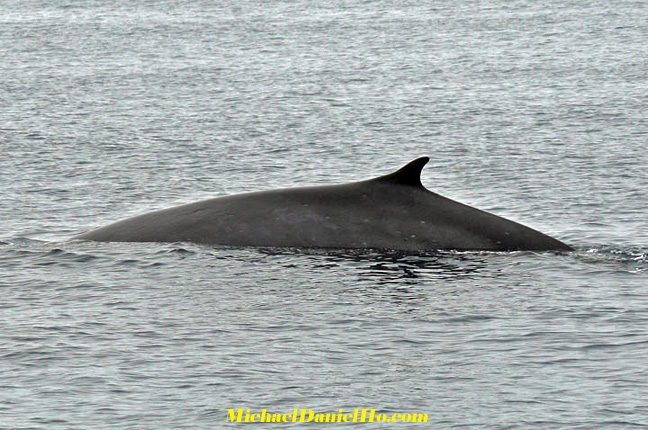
227,409 -> 428,424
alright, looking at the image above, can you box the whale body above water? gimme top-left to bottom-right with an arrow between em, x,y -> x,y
75,157 -> 572,252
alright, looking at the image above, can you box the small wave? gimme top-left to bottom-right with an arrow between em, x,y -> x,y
580,340 -> 648,350
577,245 -> 648,273
0,236 -> 50,246
437,314 -> 498,324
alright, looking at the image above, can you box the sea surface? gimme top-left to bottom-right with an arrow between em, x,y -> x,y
1,1 -> 647,428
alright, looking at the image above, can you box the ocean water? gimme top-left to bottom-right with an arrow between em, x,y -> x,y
1,0 -> 647,428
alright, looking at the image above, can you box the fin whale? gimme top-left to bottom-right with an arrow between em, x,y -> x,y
75,157 -> 572,251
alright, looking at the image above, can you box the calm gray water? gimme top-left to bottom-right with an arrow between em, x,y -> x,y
1,1 -> 647,428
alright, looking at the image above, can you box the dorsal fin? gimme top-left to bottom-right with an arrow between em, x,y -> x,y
375,157 -> 429,187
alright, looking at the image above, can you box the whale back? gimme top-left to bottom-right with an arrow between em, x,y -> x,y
76,158 -> 572,251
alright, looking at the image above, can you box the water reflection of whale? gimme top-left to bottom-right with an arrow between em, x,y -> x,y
257,247 -> 491,284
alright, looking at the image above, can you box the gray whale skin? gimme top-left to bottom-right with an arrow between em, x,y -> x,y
76,157 -> 572,251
